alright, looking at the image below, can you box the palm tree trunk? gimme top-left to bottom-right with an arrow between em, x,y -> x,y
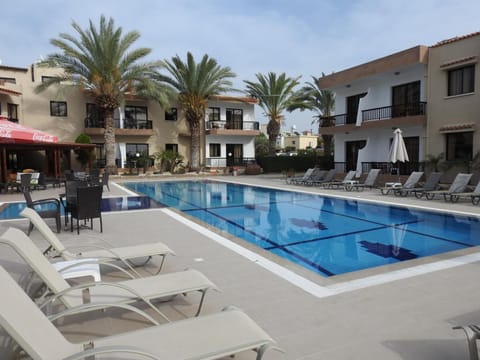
190,120 -> 201,171
323,134 -> 333,156
104,109 -> 117,174
267,120 -> 280,156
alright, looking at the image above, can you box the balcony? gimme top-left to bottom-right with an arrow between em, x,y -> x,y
206,157 -> 256,168
84,118 -> 155,136
206,120 -> 260,136
320,102 -> 427,134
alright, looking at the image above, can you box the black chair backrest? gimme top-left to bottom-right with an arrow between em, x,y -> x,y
64,170 -> 75,181
20,173 -> 32,192
65,180 -> 88,204
75,185 -> 103,219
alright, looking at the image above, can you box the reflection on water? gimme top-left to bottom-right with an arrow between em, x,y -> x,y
125,180 -> 480,277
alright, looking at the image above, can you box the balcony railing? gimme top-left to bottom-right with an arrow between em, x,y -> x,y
206,120 -> 259,131
321,102 -> 427,127
85,118 -> 153,129
206,157 -> 256,167
362,102 -> 426,122
334,161 -> 425,175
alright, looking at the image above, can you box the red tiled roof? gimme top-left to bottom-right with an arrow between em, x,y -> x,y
431,31 -> 480,48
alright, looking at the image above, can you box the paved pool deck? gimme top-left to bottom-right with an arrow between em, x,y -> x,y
0,173 -> 479,359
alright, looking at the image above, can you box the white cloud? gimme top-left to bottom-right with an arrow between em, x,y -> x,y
2,0 -> 480,130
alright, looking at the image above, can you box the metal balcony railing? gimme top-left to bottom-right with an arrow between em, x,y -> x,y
321,102 -> 427,127
85,118 -> 153,129
206,157 -> 256,167
206,120 -> 259,131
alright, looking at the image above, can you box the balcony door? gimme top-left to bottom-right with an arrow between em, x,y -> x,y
226,144 -> 243,166
346,93 -> 367,124
345,140 -> 366,171
226,108 -> 243,129
392,81 -> 420,117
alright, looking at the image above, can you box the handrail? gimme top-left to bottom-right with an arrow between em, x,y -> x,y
206,120 -> 259,131
321,102 -> 427,127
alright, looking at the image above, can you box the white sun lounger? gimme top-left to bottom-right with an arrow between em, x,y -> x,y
0,227 -> 218,319
0,265 -> 283,360
21,207 -> 175,276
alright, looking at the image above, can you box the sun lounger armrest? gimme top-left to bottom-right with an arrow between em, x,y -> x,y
39,281 -> 170,323
453,325 -> 480,360
64,345 -> 161,360
67,244 -> 144,277
55,259 -> 136,279
48,302 -> 161,325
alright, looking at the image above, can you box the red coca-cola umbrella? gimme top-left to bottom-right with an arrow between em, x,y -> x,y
0,116 -> 58,143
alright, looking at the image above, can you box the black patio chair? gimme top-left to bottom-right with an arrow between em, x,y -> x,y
70,185 -> 103,234
23,188 -> 61,235
60,180 -> 88,226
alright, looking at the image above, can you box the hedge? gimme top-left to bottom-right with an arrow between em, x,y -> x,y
256,155 -> 333,173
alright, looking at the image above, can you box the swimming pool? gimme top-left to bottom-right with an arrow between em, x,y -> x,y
0,195 -> 162,219
125,180 -> 480,277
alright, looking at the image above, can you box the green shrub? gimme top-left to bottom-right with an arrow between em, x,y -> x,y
256,154 -> 333,173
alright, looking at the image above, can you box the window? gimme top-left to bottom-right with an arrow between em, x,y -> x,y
124,105 -> 148,128
7,103 -> 18,122
86,103 -> 103,127
226,108 -> 243,129
165,108 -> 177,121
448,65 -> 475,96
446,132 -> 473,161
209,143 -> 221,157
165,143 -> 178,153
93,143 -> 106,168
42,76 -> 55,83
50,101 -> 67,117
207,107 -> 220,121
0,77 -> 16,84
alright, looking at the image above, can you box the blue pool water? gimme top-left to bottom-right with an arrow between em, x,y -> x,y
124,180 -> 480,277
0,196 -> 162,219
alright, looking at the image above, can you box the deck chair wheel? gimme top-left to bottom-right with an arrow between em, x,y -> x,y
344,184 -> 353,191
380,188 -> 389,195
472,196 -> 480,205
425,193 -> 435,200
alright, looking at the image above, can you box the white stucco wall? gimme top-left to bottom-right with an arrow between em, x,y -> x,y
334,125 -> 424,163
332,64 -> 427,116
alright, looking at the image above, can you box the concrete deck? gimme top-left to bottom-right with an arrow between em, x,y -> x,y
0,174 -> 479,359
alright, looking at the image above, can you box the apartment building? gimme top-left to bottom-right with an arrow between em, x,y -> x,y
0,64 -> 259,173
426,32 -> 480,163
318,31 -> 480,176
283,130 -> 318,151
318,46 -> 428,175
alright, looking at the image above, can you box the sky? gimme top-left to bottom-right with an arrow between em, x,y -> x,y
1,0 -> 480,132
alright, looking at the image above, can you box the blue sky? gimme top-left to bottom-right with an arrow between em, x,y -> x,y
2,0 -> 480,131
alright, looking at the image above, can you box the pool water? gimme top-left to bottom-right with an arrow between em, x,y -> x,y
125,180 -> 480,277
0,196 -> 162,219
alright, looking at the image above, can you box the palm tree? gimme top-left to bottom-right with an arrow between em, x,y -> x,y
35,15 -> 169,174
158,52 -> 236,171
287,75 -> 335,156
244,72 -> 301,155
